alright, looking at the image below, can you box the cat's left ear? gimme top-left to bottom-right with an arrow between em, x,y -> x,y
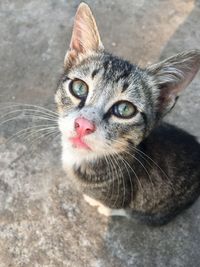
147,50 -> 200,117
64,3 -> 104,68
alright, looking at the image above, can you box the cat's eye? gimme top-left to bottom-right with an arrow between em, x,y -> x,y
112,101 -> 137,119
69,79 -> 88,99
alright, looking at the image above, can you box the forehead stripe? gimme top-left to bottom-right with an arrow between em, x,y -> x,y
91,68 -> 100,79
122,82 -> 129,92
62,76 -> 70,83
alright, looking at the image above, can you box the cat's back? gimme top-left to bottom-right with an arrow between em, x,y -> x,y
147,122 -> 200,151
143,122 -> 200,176
131,123 -> 200,224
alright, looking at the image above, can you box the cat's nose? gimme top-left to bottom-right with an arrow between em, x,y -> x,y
74,117 -> 96,136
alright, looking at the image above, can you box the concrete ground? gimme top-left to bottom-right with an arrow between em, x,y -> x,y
0,0 -> 200,266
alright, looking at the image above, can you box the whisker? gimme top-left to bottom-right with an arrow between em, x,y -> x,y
103,143 -> 122,207
112,139 -> 156,205
110,152 -> 126,207
21,127 -> 58,145
0,115 -> 58,127
118,151 -> 144,193
109,152 -> 122,207
110,138 -> 175,194
4,125 -> 58,145
0,102 -> 58,117
104,142 -> 135,207
103,154 -> 115,205
23,130 -> 59,161
0,108 -> 58,120
28,129 -> 59,150
118,154 -> 135,206
132,146 -> 175,191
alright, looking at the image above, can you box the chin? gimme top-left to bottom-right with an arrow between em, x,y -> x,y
61,137 -> 103,170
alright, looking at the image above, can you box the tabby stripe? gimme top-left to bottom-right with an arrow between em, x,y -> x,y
141,112 -> 148,137
62,76 -> 70,83
91,69 -> 100,79
122,82 -> 129,92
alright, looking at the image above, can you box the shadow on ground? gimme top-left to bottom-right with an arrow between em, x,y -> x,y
0,0 -> 200,266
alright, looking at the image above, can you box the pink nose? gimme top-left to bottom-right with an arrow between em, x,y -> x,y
74,117 -> 96,136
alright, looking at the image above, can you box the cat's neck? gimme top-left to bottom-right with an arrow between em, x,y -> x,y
72,149 -> 144,184
63,143 -> 150,208
73,153 -> 137,207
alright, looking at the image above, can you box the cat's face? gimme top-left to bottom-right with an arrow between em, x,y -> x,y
55,3 -> 200,167
56,53 -> 156,164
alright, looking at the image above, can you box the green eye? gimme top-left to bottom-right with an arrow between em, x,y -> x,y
112,101 -> 137,118
69,79 -> 88,99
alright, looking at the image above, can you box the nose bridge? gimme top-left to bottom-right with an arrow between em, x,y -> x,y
76,81 -> 112,123
79,106 -> 102,124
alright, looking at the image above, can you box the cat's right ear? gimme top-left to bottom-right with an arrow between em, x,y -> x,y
64,3 -> 104,68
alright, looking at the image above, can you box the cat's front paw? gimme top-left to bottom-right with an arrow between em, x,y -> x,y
83,194 -> 112,216
83,194 -> 129,217
97,205 -> 112,217
83,194 -> 102,207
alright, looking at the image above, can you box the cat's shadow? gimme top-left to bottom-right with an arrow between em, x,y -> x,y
103,202 -> 200,266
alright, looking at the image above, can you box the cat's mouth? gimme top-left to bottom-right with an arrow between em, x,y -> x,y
69,136 -> 91,150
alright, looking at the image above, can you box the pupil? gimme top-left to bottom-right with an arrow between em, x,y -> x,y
122,104 -> 128,114
77,84 -> 84,95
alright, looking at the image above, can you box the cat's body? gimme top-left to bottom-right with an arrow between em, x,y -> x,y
56,3 -> 200,225
63,122 -> 200,225
89,123 -> 200,225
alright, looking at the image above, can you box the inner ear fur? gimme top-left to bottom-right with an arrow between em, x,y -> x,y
147,50 -> 200,117
64,3 -> 104,68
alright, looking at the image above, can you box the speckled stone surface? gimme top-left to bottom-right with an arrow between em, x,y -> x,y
1,1 -> 200,266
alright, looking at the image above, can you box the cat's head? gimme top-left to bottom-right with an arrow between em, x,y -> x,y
55,3 -> 200,166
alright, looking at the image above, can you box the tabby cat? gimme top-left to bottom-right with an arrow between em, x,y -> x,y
55,3 -> 200,225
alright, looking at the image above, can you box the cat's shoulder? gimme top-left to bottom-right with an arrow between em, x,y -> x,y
145,122 -> 200,152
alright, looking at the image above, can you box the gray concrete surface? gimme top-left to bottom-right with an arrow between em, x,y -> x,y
0,0 -> 200,266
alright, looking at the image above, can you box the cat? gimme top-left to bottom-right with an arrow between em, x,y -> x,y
55,3 -> 200,225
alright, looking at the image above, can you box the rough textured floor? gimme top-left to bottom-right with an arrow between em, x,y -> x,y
0,1 -> 200,266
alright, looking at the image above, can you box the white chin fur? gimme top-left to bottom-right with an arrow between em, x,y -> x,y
61,136 -> 98,169
59,117 -> 105,169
